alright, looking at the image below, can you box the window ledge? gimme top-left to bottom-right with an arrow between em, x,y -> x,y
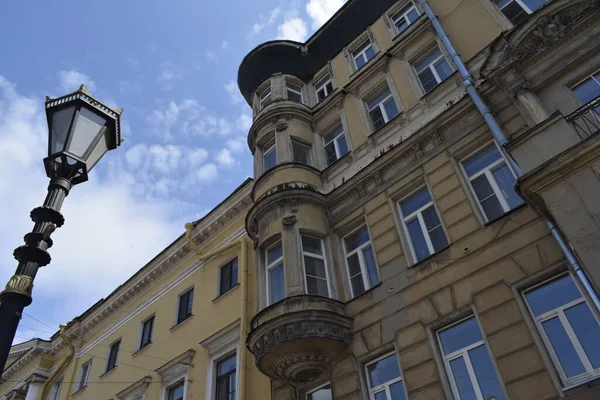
345,282 -> 383,304
132,342 -> 152,357
170,315 -> 193,331
417,71 -> 459,102
71,386 -> 87,397
408,244 -> 452,269
322,150 -> 353,175
213,283 -> 240,303
563,374 -> 600,392
368,112 -> 404,138
99,366 -> 117,379
391,14 -> 427,44
483,203 -> 528,227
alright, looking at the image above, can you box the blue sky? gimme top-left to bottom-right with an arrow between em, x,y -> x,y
0,0 -> 344,343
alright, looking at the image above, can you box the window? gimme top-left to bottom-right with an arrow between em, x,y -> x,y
523,274 -> 600,386
216,353 -> 237,400
106,339 -> 121,372
391,2 -> 420,34
306,382 -> 333,400
438,317 -> 505,400
344,226 -> 380,297
167,381 -> 185,400
399,187 -> 448,263
301,235 -> 329,297
78,360 -> 91,391
219,258 -> 239,295
176,288 -> 194,325
493,0 -> 547,25
263,139 -> 277,171
367,87 -> 400,130
50,378 -> 62,400
462,144 -> 523,222
572,71 -> 600,117
352,40 -> 376,70
366,353 -> 406,400
287,81 -> 303,103
266,242 -> 284,305
259,87 -> 272,110
414,49 -> 453,93
292,139 -> 312,165
315,74 -> 334,103
323,125 -> 349,166
140,316 -> 154,349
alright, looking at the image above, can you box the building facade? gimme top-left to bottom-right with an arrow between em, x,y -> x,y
3,0 -> 600,399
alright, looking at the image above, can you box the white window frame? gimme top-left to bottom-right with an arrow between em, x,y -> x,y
263,139 -> 276,172
300,235 -> 331,297
105,338 -> 121,372
437,317 -> 497,400
201,321 -> 240,400
398,188 -> 447,263
367,87 -> 398,129
286,81 -> 304,104
139,314 -> 155,350
523,273 -> 600,387
460,143 -> 518,222
571,70 -> 600,109
291,139 -> 313,166
365,352 -> 405,400
77,359 -> 92,391
306,381 -> 333,400
50,378 -> 62,400
165,381 -> 185,400
315,74 -> 334,103
352,40 -> 375,70
266,241 -> 284,305
157,350 -> 194,400
259,87 -> 272,110
323,125 -> 348,165
414,49 -> 450,92
494,0 -> 538,19
391,1 -> 420,34
213,351 -> 239,400
342,225 -> 379,298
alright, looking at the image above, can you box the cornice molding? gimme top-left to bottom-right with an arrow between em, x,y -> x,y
248,101 -> 313,151
200,319 -> 241,357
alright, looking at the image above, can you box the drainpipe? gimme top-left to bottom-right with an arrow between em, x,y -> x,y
38,325 -> 74,400
185,224 -> 250,400
417,0 -> 600,310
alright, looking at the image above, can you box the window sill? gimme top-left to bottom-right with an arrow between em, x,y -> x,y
99,366 -> 117,379
213,283 -> 240,303
408,244 -> 452,269
417,71 -> 459,102
132,342 -> 152,357
322,150 -> 352,174
483,203 -> 527,227
170,314 -> 193,331
346,282 -> 383,303
348,51 -> 382,80
391,14 -> 426,43
368,112 -> 404,138
71,386 -> 87,397
563,373 -> 600,392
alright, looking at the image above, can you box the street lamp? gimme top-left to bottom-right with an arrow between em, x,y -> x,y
0,85 -> 123,376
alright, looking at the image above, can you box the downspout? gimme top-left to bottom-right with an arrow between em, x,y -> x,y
185,224 -> 249,400
38,325 -> 74,400
417,0 -> 600,311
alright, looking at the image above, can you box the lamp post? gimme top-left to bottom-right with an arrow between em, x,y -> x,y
0,85 -> 123,376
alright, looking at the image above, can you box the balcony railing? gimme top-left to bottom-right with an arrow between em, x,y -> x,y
566,96 -> 600,140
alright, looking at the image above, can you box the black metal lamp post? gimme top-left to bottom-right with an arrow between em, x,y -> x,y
0,85 -> 123,376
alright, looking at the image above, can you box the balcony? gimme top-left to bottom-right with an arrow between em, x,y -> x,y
246,295 -> 352,383
566,96 -> 600,139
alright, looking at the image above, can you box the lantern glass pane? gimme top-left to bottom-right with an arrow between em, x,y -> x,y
50,106 -> 76,154
86,131 -> 110,171
68,107 -> 107,158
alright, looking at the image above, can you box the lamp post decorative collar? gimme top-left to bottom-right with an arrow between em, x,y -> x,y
0,85 -> 123,377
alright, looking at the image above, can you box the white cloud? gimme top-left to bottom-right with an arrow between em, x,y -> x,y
58,70 -> 97,93
197,163 -> 218,182
215,148 -> 237,168
221,40 -> 230,50
225,80 -> 243,105
236,113 -> 252,132
227,138 -> 246,153
278,17 -> 308,42
205,50 -> 218,62
252,6 -> 282,34
0,76 -> 185,334
306,0 -> 344,29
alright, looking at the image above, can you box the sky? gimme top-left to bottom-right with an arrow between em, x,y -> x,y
0,0 -> 345,344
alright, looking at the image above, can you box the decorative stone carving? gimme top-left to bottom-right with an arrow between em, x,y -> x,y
247,295 -> 352,383
282,215 -> 297,226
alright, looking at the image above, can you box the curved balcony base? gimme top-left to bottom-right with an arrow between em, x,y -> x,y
247,296 -> 352,383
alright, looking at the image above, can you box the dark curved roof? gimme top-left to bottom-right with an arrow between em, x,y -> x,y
237,0 -> 397,105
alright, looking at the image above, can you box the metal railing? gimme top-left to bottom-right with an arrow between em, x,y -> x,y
566,96 -> 600,140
